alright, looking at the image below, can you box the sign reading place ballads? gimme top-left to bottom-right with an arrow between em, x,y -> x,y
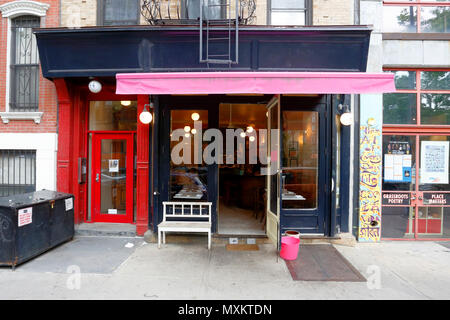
382,192 -> 410,205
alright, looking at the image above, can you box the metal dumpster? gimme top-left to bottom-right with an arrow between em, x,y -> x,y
0,190 -> 74,268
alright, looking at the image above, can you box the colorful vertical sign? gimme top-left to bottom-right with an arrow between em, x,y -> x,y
359,95 -> 382,242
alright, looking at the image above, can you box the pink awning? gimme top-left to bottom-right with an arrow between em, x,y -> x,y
116,72 -> 396,95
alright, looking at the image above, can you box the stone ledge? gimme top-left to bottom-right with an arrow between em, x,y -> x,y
0,112 -> 43,124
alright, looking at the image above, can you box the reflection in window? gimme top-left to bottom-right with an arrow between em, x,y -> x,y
281,111 -> 318,209
169,110 -> 209,201
393,70 -> 416,90
421,6 -> 450,33
421,71 -> 450,90
420,94 -> 450,125
383,6 -> 417,32
383,93 -> 417,124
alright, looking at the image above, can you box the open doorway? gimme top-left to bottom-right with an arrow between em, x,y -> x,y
218,103 -> 268,235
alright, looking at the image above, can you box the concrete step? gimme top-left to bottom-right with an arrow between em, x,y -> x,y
143,232 -> 351,246
75,223 -> 137,237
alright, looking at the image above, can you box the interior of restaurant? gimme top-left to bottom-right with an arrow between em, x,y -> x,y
168,96 -> 320,236
218,103 -> 267,235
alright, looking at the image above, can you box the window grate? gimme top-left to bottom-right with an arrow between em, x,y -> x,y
10,15 -> 40,112
0,150 -> 36,197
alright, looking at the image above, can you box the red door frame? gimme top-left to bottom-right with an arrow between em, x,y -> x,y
54,79 -> 149,234
91,132 -> 135,223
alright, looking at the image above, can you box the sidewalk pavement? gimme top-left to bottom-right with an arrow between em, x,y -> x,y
0,236 -> 450,300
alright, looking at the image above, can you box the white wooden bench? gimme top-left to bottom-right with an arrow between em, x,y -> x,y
158,201 -> 212,250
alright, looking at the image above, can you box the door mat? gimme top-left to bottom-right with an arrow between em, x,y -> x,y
226,244 -> 259,251
284,244 -> 366,282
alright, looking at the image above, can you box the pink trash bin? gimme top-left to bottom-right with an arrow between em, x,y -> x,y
280,236 -> 300,260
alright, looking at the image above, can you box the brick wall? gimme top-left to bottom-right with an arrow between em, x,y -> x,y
60,0 -> 354,27
61,0 -> 96,27
313,0 -> 354,25
0,0 -> 59,133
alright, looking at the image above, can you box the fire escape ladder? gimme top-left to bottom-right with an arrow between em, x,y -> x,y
199,0 -> 239,66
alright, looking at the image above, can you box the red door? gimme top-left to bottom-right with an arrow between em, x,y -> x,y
91,133 -> 134,223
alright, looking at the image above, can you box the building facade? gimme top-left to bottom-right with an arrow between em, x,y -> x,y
3,0 -> 447,244
0,0 -> 59,198
360,0 -> 450,241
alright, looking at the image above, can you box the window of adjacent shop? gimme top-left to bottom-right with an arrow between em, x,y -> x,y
97,0 -> 140,26
383,1 -> 450,33
383,69 -> 450,239
381,134 -> 450,239
269,0 -> 312,25
10,16 -> 40,112
0,150 -> 36,197
383,69 -> 450,126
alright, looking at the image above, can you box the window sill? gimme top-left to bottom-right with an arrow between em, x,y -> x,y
383,33 -> 450,41
0,112 -> 43,124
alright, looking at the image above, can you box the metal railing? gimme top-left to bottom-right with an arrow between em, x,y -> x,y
141,0 -> 256,25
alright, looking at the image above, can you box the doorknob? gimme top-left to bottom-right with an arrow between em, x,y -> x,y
96,173 -> 100,182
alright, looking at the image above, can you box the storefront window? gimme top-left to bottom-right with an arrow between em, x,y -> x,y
421,94 -> 450,125
417,207 -> 450,238
382,135 -> 416,191
383,6 -> 418,33
169,110 -> 209,201
382,134 -> 450,239
384,69 -> 450,126
89,101 -> 137,131
419,135 -> 450,191
381,207 -> 414,239
421,6 -> 450,33
383,1 -> 450,33
281,111 -> 318,209
383,93 -> 417,124
421,71 -> 450,90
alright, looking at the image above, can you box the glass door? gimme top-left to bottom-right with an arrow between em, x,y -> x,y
382,134 -> 450,239
417,135 -> 450,239
91,133 -> 134,223
280,108 -> 324,234
266,96 -> 281,247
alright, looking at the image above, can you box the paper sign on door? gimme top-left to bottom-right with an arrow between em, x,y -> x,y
109,160 -> 119,173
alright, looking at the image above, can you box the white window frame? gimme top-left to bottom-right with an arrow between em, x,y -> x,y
268,0 -> 312,26
0,1 -> 49,124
